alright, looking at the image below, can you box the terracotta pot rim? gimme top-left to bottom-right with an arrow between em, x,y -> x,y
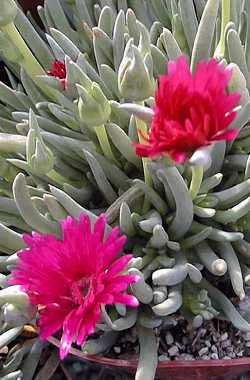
47,336 -> 250,369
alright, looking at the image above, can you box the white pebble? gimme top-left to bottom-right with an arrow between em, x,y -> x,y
114,346 -> 121,354
159,354 -> 170,362
168,346 -> 179,357
165,332 -> 174,345
222,340 -> 231,348
178,354 -> 195,360
201,355 -> 210,360
211,345 -> 218,353
211,353 -> 219,360
244,332 -> 250,341
220,333 -> 228,341
199,347 -> 209,356
199,329 -> 207,337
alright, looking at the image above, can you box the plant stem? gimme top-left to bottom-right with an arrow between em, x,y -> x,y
2,22 -> 45,77
218,0 -> 231,56
2,22 -> 57,101
135,103 -> 152,213
190,165 -> 203,200
94,125 -> 117,162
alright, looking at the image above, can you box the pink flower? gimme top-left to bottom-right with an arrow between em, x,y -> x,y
134,56 -> 240,163
48,60 -> 66,90
9,214 -> 139,359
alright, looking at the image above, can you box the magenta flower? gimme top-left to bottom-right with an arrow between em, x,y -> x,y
48,60 -> 66,90
134,56 -> 240,163
9,214 -> 139,359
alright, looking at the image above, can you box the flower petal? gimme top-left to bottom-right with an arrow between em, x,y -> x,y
133,55 -> 240,163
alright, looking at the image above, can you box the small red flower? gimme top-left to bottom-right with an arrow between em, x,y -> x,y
134,56 -> 240,163
9,214 -> 139,359
48,60 -> 66,90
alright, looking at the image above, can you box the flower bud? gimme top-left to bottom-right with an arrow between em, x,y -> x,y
0,0 -> 17,27
77,83 -> 111,127
227,63 -> 250,106
118,39 -> 155,101
27,110 -> 54,175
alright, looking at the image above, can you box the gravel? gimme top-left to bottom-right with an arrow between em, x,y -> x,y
47,316 -> 250,379
103,317 -> 250,363
47,313 -> 250,379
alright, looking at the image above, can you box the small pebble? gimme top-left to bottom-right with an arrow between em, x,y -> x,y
198,347 -> 209,356
221,340 -> 231,348
211,353 -> 219,360
178,353 -> 194,360
175,342 -> 183,350
168,346 -> 179,357
199,329 -> 207,337
237,351 -> 244,357
165,332 -> 174,345
220,333 -> 228,341
244,332 -> 250,341
205,340 -> 211,348
114,347 -> 121,354
159,354 -> 170,362
211,345 -> 218,353
201,355 -> 210,360
164,317 -> 178,327
193,315 -> 203,329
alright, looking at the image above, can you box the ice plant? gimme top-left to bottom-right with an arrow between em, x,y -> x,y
48,60 -> 66,90
134,56 -> 240,163
1,1 -> 250,379
9,214 -> 139,359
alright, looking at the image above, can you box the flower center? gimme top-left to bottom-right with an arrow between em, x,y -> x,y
70,277 -> 91,305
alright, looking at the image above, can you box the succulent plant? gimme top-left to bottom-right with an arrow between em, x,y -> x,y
0,0 -> 249,379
